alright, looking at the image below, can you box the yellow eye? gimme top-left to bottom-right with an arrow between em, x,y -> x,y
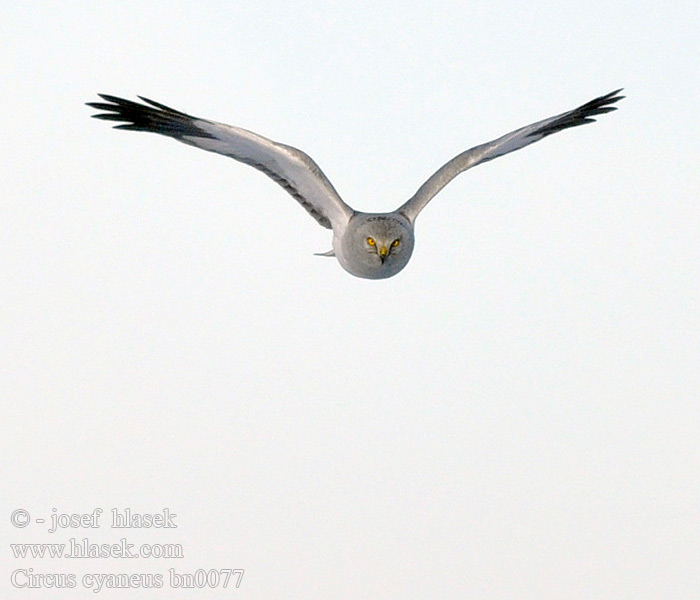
391,239 -> 400,248
367,237 -> 376,246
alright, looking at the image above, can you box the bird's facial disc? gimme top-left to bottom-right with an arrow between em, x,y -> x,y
337,214 -> 414,279
366,236 -> 401,263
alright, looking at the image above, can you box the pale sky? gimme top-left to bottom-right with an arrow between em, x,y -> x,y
2,1 -> 699,599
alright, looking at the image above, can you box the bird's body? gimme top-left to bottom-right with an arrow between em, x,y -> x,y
87,90 -> 623,279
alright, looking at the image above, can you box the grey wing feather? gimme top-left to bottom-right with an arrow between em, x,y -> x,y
87,94 -> 354,230
399,89 -> 624,222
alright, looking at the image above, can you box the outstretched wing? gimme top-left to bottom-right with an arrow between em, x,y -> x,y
87,94 -> 354,230
398,89 -> 624,222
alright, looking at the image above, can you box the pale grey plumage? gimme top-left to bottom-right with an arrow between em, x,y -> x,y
87,89 -> 623,279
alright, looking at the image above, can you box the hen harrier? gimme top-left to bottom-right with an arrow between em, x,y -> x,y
87,89 -> 623,279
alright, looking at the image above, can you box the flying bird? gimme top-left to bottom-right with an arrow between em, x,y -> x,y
87,89 -> 623,279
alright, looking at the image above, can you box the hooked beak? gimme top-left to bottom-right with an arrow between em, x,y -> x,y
379,246 -> 388,263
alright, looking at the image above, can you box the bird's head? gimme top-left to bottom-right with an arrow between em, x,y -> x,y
338,214 -> 415,279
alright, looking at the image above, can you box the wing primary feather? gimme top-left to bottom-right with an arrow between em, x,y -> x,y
529,89 -> 625,138
87,94 -> 215,139
137,95 -> 194,117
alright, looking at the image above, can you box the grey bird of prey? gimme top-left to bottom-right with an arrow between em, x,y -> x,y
87,90 -> 623,279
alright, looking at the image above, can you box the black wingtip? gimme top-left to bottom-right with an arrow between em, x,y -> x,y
603,88 -> 625,104
528,88 -> 625,138
86,93 -> 215,139
597,88 -> 625,108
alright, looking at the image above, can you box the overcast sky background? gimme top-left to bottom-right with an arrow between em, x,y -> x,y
2,1 -> 699,598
